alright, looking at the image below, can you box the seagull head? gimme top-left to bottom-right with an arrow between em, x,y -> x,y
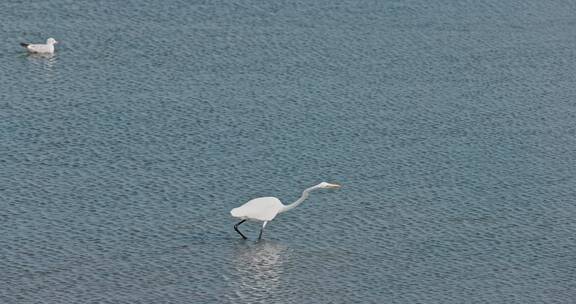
47,38 -> 58,45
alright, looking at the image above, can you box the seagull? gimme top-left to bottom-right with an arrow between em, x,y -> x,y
20,38 -> 58,54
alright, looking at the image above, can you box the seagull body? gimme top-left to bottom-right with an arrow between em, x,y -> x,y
230,182 -> 341,240
20,38 -> 58,54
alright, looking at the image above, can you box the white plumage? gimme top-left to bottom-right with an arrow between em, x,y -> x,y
230,182 -> 341,240
21,38 -> 58,54
230,197 -> 284,221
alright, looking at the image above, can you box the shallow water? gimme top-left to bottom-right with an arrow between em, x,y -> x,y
2,0 -> 576,303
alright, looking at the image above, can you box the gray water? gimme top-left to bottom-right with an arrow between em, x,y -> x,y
2,0 -> 576,303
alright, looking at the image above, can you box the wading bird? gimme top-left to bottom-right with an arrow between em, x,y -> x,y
20,38 -> 58,54
230,182 -> 341,240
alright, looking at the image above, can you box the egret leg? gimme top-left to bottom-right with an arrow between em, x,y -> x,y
234,220 -> 247,240
258,221 -> 268,240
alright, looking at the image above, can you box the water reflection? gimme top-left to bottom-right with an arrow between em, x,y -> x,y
26,53 -> 57,75
231,241 -> 288,298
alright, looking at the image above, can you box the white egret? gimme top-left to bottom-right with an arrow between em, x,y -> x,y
20,38 -> 58,54
230,182 -> 341,239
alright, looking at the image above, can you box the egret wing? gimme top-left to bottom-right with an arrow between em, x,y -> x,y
231,197 -> 283,221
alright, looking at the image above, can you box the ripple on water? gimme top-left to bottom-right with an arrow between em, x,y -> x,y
3,0 -> 576,303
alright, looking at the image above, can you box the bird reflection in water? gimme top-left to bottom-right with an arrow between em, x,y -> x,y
26,53 -> 57,75
231,241 -> 289,299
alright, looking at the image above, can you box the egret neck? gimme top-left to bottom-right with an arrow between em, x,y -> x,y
279,184 -> 319,213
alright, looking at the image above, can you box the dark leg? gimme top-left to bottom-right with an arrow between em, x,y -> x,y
234,220 -> 247,239
258,221 -> 268,240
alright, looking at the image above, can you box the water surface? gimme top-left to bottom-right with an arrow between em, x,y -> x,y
2,0 -> 576,303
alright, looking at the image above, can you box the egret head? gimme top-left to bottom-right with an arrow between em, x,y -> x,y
318,182 -> 341,189
47,38 -> 58,45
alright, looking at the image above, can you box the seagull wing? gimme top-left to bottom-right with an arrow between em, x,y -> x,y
26,43 -> 53,53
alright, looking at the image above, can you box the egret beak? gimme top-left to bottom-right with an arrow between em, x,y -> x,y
326,183 -> 341,189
